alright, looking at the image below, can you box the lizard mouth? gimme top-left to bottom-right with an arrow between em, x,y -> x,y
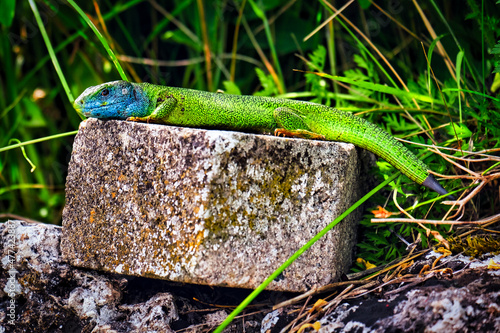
74,100 -> 129,119
73,101 -> 84,116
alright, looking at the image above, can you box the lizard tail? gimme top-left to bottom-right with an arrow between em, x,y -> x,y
309,111 -> 453,198
422,175 -> 455,200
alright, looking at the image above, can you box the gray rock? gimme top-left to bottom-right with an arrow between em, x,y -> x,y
2,221 -> 499,332
61,119 -> 368,292
317,255 -> 500,333
0,221 -> 182,333
120,293 -> 178,332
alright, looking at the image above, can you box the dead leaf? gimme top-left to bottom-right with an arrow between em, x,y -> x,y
356,258 -> 377,270
488,259 -> 500,270
430,230 -> 450,249
371,205 -> 394,218
298,321 -> 321,333
309,299 -> 328,313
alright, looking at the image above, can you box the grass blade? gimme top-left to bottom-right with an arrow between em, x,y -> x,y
196,0 -> 213,90
28,0 -> 74,103
0,131 -> 79,153
426,34 -> 446,101
67,0 -> 128,81
248,0 -> 285,93
442,88 -> 500,103
456,51 -> 465,122
316,73 -> 444,105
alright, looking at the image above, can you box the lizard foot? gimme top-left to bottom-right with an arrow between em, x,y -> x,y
274,128 -> 325,140
126,116 -> 159,124
126,116 -> 145,122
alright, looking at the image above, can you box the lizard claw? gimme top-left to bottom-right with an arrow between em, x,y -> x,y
274,128 -> 289,137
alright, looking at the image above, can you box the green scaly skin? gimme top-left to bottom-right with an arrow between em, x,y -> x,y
74,80 -> 452,199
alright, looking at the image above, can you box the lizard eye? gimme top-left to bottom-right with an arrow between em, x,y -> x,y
101,89 -> 109,97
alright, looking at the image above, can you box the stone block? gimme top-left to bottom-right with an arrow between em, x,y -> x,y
61,118 -> 366,292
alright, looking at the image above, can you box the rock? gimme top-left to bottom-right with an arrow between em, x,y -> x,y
0,221 -> 181,333
120,293 -> 178,332
316,253 -> 500,333
61,119 -> 369,292
1,221 -> 499,332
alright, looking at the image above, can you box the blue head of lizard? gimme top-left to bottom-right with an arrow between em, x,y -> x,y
74,80 -> 150,119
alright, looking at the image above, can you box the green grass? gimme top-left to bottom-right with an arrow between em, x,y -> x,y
1,0 -> 499,330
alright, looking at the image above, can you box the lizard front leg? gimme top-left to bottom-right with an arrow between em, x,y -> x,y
127,94 -> 178,124
273,107 -> 326,140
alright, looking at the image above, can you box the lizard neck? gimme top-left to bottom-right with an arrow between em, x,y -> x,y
124,83 -> 155,118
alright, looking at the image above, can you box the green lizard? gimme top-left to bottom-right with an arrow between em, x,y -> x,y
74,80 -> 453,199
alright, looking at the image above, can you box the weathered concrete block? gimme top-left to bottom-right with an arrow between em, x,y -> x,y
62,118 -> 366,292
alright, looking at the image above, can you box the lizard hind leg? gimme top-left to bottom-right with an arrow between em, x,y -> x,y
273,107 -> 325,140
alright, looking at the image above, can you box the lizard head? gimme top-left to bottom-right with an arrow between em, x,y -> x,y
74,80 -> 149,119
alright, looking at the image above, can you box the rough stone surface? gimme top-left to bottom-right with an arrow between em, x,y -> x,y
254,252 -> 500,333
61,118 -> 368,292
0,221 -> 181,333
317,264 -> 500,333
1,221 -> 499,332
